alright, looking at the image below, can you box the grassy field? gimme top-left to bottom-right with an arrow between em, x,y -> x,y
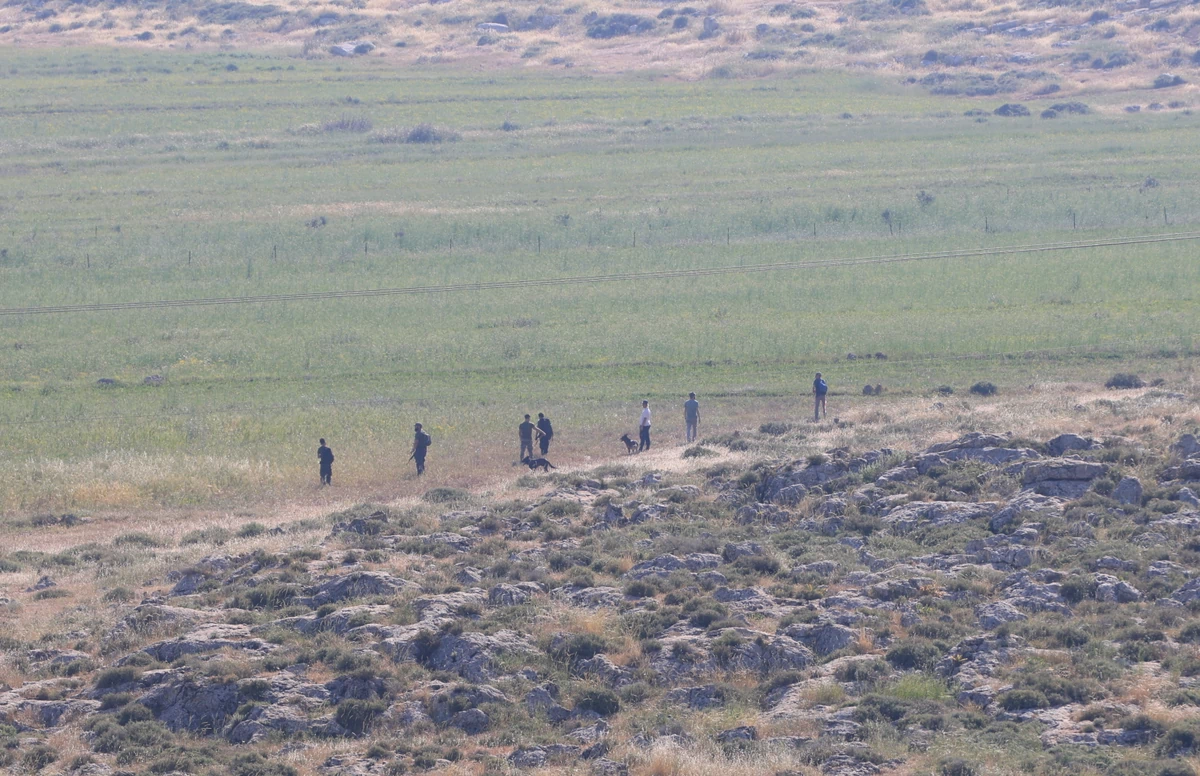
0,47 -> 1198,514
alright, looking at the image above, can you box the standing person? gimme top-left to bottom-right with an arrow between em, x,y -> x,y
519,414 -> 538,462
638,400 -> 652,452
813,372 -> 828,422
317,438 -> 334,486
411,423 -> 431,476
536,412 -> 554,456
684,392 -> 700,444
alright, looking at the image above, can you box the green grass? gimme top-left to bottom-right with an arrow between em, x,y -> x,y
0,48 -> 1197,512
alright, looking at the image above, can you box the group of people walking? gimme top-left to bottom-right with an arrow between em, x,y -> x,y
316,373 -> 831,484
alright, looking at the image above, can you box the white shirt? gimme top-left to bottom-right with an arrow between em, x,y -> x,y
640,407 -> 651,427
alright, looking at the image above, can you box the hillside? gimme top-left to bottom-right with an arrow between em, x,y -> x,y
2,389 -> 1200,776
1,0 -> 1200,94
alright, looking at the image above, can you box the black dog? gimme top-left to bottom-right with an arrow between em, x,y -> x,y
620,434 -> 638,454
522,455 -> 557,472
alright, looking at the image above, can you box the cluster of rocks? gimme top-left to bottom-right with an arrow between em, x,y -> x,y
2,427 -> 1199,775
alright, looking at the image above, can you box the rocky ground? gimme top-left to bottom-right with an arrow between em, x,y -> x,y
2,0 -> 1200,97
3,394 -> 1200,775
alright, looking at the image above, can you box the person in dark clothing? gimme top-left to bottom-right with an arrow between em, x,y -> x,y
411,423 -> 431,476
317,438 -> 334,485
536,413 -> 554,456
519,414 -> 538,462
684,392 -> 700,443
813,372 -> 828,422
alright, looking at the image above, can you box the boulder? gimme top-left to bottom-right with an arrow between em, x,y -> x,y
1177,487 -> 1200,507
782,622 -> 857,655
1046,434 -> 1099,456
450,708 -> 490,733
976,601 -> 1027,629
1094,574 -> 1142,603
427,630 -> 536,681
664,685 -> 727,709
552,585 -> 625,608
716,725 -> 757,743
882,501 -> 997,533
428,684 -> 508,723
723,541 -> 766,561
306,571 -> 420,606
1021,459 -> 1108,498
413,589 -> 487,622
134,623 -> 276,664
1173,434 -> 1200,459
139,677 -> 240,733
489,582 -> 542,606
1112,476 -> 1143,505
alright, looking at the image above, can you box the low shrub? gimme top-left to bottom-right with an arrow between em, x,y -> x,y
885,640 -> 942,671
1106,373 -> 1146,389
181,527 -> 232,546
335,698 -> 386,735
405,123 -> 460,143
22,745 -> 58,772
112,532 -> 163,548
423,487 -> 470,503
836,659 -> 890,683
575,688 -> 620,715
969,382 -> 997,396
550,633 -> 609,663
997,689 -> 1048,710
237,522 -> 268,538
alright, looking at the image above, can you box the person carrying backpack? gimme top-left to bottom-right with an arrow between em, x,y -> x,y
411,423 -> 432,476
536,413 -> 554,455
813,373 -> 828,422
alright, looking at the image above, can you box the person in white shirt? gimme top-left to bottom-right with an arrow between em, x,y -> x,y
638,400 -> 652,452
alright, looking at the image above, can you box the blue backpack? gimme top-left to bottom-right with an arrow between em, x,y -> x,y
815,379 -> 828,395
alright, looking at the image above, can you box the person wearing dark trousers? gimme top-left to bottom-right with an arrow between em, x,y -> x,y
536,413 -> 554,456
813,372 -> 828,422
684,392 -> 700,444
317,439 -> 334,485
638,400 -> 652,452
519,414 -> 538,462
411,423 -> 431,476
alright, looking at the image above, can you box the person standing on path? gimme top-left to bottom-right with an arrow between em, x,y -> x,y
519,414 -> 538,462
317,438 -> 334,486
411,423 -> 431,476
813,372 -> 828,422
683,393 -> 700,444
639,400 -> 652,452
536,412 -> 554,456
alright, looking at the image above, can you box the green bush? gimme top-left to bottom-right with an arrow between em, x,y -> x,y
835,659 -> 890,683
997,689 -> 1049,710
940,759 -> 978,776
237,522 -> 268,538
885,640 -> 942,671
181,527 -> 232,546
336,699 -> 386,735
113,532 -> 163,548
575,688 -> 620,716
1158,725 -> 1198,756
22,745 -> 58,772
550,633 -> 609,663
423,487 -> 471,503
96,666 -> 141,689
232,751 -> 300,776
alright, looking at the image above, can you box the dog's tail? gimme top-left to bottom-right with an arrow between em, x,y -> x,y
548,462 -> 558,469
